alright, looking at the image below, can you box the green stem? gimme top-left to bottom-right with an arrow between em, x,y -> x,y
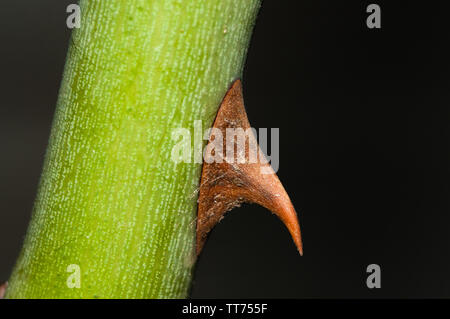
6,0 -> 260,299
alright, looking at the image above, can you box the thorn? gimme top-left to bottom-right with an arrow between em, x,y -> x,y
0,282 -> 7,299
196,79 -> 303,256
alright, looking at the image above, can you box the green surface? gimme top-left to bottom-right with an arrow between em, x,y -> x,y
6,0 -> 261,298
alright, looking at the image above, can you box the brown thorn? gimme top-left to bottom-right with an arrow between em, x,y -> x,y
196,79 -> 303,256
0,282 -> 7,299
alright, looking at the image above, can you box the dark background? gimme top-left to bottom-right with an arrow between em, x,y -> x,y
1,1 -> 450,298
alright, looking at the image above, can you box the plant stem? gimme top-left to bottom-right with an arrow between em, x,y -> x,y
6,0 -> 261,299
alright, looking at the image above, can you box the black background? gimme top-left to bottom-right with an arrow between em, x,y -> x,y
1,1 -> 450,298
